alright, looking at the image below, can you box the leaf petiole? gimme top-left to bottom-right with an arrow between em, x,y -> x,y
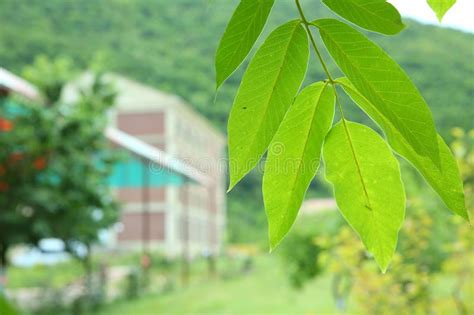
295,0 -> 334,83
295,0 -> 372,210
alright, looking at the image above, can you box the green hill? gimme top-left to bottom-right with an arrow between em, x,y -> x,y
1,0 -> 473,242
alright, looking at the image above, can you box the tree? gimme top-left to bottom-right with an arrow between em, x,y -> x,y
1,0 -> 472,245
216,0 -> 469,271
441,128 -> 474,315
23,55 -> 76,105
0,57 -> 119,284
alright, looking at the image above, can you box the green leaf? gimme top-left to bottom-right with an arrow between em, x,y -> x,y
323,120 -> 406,272
215,0 -> 275,89
228,20 -> 309,190
322,0 -> 404,35
427,0 -> 456,21
337,78 -> 469,220
263,82 -> 335,250
313,18 -> 440,168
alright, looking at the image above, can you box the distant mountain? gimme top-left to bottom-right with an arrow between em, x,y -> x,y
1,0 -> 472,242
0,0 -> 472,136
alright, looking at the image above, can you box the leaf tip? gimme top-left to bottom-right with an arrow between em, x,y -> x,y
376,258 -> 390,274
435,10 -> 448,23
268,233 -> 284,253
464,211 -> 472,225
228,172 -> 245,192
372,249 -> 394,274
215,76 -> 224,92
227,176 -> 239,192
454,203 -> 471,222
268,241 -> 279,253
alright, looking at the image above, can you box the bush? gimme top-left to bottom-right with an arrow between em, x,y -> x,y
278,211 -> 343,289
125,268 -> 140,300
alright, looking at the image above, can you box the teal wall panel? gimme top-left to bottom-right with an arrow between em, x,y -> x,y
108,155 -> 186,188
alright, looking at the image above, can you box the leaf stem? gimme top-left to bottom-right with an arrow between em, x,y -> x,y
333,87 -> 373,210
295,0 -> 372,210
295,0 -> 334,83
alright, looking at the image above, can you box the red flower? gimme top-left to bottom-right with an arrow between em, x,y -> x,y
0,118 -> 13,132
0,181 -> 9,192
33,157 -> 47,170
141,254 -> 152,269
9,152 -> 23,163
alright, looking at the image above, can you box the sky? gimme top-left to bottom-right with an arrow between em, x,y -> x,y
389,0 -> 474,33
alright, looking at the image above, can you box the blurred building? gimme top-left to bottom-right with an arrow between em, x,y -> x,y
0,67 -> 40,100
2,68 -> 227,258
63,73 -> 227,258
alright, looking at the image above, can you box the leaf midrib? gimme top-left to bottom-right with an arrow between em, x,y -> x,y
218,0 -> 269,82
341,119 -> 373,210
338,78 -> 468,220
243,22 -> 303,159
316,22 -> 438,165
274,83 -> 329,240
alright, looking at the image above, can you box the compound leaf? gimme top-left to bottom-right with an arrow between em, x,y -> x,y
338,77 -> 469,220
215,0 -> 275,89
324,120 -> 406,272
322,0 -> 404,35
313,18 -> 440,168
228,20 -> 309,190
263,82 -> 335,250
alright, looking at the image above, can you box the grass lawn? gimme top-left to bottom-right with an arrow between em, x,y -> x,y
7,260 -> 84,289
96,255 -> 358,315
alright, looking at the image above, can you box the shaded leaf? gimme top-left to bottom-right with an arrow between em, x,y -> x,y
263,82 -> 335,250
323,120 -> 406,272
338,77 -> 468,220
215,0 -> 275,89
313,18 -> 440,168
228,20 -> 309,190
427,0 -> 456,21
322,0 -> 404,35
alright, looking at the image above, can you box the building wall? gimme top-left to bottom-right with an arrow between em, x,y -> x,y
166,103 -> 226,257
108,75 -> 226,258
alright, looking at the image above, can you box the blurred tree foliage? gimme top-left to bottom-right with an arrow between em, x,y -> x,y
23,56 -> 76,105
277,212 -> 341,289
0,0 -> 472,243
278,128 -> 474,314
0,57 -> 119,275
442,128 -> 474,315
0,293 -> 18,315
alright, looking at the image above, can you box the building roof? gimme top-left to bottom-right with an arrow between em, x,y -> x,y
0,67 -> 210,187
106,127 -> 209,186
63,71 -> 225,143
0,67 -> 40,100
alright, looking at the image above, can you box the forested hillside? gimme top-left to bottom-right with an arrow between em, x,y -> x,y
1,0 -> 473,242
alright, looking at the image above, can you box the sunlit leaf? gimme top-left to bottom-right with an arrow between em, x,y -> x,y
228,20 -> 309,190
323,120 -> 406,272
338,77 -> 469,220
263,82 -> 335,250
427,0 -> 456,21
313,18 -> 440,168
215,0 -> 275,89
322,0 -> 404,35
